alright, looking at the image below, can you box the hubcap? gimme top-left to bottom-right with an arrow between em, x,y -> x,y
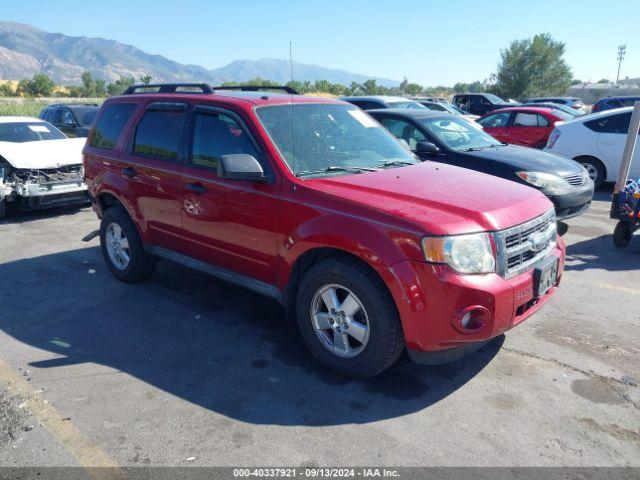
105,222 -> 130,270
582,163 -> 598,181
310,284 -> 370,358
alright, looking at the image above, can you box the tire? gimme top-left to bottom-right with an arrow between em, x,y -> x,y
613,221 -> 634,248
100,206 -> 156,282
295,256 -> 404,379
576,156 -> 606,189
0,199 -> 6,220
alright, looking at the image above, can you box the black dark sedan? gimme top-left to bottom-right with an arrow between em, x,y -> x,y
368,109 -> 594,220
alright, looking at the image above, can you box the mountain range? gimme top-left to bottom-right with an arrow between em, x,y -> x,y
0,21 -> 398,87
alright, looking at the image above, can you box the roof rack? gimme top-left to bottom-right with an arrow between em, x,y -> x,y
122,83 -> 213,95
213,85 -> 299,95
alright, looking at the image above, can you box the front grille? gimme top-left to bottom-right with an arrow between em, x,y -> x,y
563,172 -> 586,186
495,209 -> 557,279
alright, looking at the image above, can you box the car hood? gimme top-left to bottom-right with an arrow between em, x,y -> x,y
458,145 -> 583,177
0,138 -> 85,169
305,162 -> 553,236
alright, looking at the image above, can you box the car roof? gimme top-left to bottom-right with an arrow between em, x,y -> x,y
602,95 -> 640,100
0,116 -> 44,123
557,106 -> 634,126
367,108 -> 450,119
489,106 -> 559,115
526,97 -> 577,101
340,95 -> 416,103
108,90 -> 343,108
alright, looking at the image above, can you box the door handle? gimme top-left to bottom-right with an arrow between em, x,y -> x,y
186,182 -> 207,194
121,167 -> 137,178
601,140 -> 614,146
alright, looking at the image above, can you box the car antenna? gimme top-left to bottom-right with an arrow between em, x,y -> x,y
290,40 -> 297,189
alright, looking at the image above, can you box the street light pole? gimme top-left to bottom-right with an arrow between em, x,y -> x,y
616,44 -> 626,84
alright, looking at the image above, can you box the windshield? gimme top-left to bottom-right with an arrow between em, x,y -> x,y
255,103 -> 418,177
386,100 -> 426,109
419,116 -> 501,151
71,107 -> 98,126
0,122 -> 66,143
484,93 -> 506,104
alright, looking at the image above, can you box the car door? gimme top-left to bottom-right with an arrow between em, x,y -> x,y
178,105 -> 281,284
119,101 -> 188,251
507,112 -> 549,147
477,112 -> 511,142
593,112 -> 640,177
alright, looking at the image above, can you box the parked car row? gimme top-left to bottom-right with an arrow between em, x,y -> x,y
77,83 -> 569,378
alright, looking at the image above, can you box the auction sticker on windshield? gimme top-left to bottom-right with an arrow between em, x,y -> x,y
348,109 -> 379,128
28,125 -> 51,133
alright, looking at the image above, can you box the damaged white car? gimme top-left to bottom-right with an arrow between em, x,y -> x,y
0,117 -> 88,219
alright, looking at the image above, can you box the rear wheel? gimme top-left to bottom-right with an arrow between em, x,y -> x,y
0,199 -> 6,220
613,221 -> 634,248
576,156 -> 606,188
296,257 -> 404,378
100,206 -> 156,282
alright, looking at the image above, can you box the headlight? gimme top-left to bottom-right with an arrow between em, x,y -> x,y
516,171 -> 571,194
422,232 -> 495,274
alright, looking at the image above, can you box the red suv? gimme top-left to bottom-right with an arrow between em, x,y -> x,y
84,83 -> 565,378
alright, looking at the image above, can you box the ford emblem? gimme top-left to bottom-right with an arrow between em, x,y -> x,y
529,232 -> 547,252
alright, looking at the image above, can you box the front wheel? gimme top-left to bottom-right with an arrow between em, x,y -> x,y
100,206 -> 156,282
296,257 -> 404,378
577,156 -> 606,189
613,221 -> 634,248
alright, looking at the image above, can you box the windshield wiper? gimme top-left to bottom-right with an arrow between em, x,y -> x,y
296,165 -> 379,177
375,160 -> 416,169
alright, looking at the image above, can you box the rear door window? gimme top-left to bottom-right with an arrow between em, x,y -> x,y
191,111 -> 260,171
133,106 -> 187,161
90,103 -> 136,150
513,113 -> 539,127
585,112 -> 632,134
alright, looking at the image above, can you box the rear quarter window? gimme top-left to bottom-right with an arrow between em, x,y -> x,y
90,103 -> 136,150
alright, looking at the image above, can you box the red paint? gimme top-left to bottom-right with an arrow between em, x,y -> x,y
84,91 -> 564,356
480,107 -> 564,149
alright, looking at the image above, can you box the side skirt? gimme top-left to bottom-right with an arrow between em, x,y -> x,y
146,246 -> 283,304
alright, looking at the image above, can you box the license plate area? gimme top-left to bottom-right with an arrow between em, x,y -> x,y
533,255 -> 559,298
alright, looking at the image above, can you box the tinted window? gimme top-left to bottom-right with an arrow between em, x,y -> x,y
133,109 -> 187,161
191,112 -> 259,171
378,117 -> 426,150
90,103 -> 136,150
585,112 -> 632,134
478,112 -> 510,128
621,98 -> 640,107
70,107 -> 98,126
422,103 -> 447,112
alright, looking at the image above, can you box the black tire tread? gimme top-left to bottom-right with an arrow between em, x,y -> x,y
100,206 -> 156,283
296,255 -> 405,378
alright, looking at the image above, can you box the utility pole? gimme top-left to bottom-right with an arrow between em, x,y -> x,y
616,44 -> 627,84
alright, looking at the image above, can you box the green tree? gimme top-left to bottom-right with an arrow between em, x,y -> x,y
361,79 -> 379,95
0,83 -> 16,97
16,74 -> 54,97
79,72 -> 106,97
107,76 -> 136,96
492,33 -> 572,100
140,74 -> 153,85
571,79 -> 583,85
405,83 -> 423,95
597,78 -> 610,84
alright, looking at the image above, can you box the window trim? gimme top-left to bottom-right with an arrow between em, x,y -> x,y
186,105 -> 269,176
129,102 -> 190,163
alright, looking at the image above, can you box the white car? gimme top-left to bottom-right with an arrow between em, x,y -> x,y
0,116 -> 88,218
544,107 -> 639,187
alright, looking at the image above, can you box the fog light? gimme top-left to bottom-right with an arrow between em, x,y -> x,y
453,306 -> 492,334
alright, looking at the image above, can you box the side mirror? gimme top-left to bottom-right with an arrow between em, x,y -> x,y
415,141 -> 440,155
218,154 -> 268,182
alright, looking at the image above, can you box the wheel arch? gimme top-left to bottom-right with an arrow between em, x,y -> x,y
573,155 -> 608,181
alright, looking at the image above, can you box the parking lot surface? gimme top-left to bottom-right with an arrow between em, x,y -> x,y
0,190 -> 638,468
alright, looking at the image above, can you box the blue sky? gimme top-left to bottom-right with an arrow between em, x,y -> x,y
4,0 -> 639,86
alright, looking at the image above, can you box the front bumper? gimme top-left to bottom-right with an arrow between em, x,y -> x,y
386,242 -> 565,360
545,182 -> 594,220
11,179 -> 89,210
